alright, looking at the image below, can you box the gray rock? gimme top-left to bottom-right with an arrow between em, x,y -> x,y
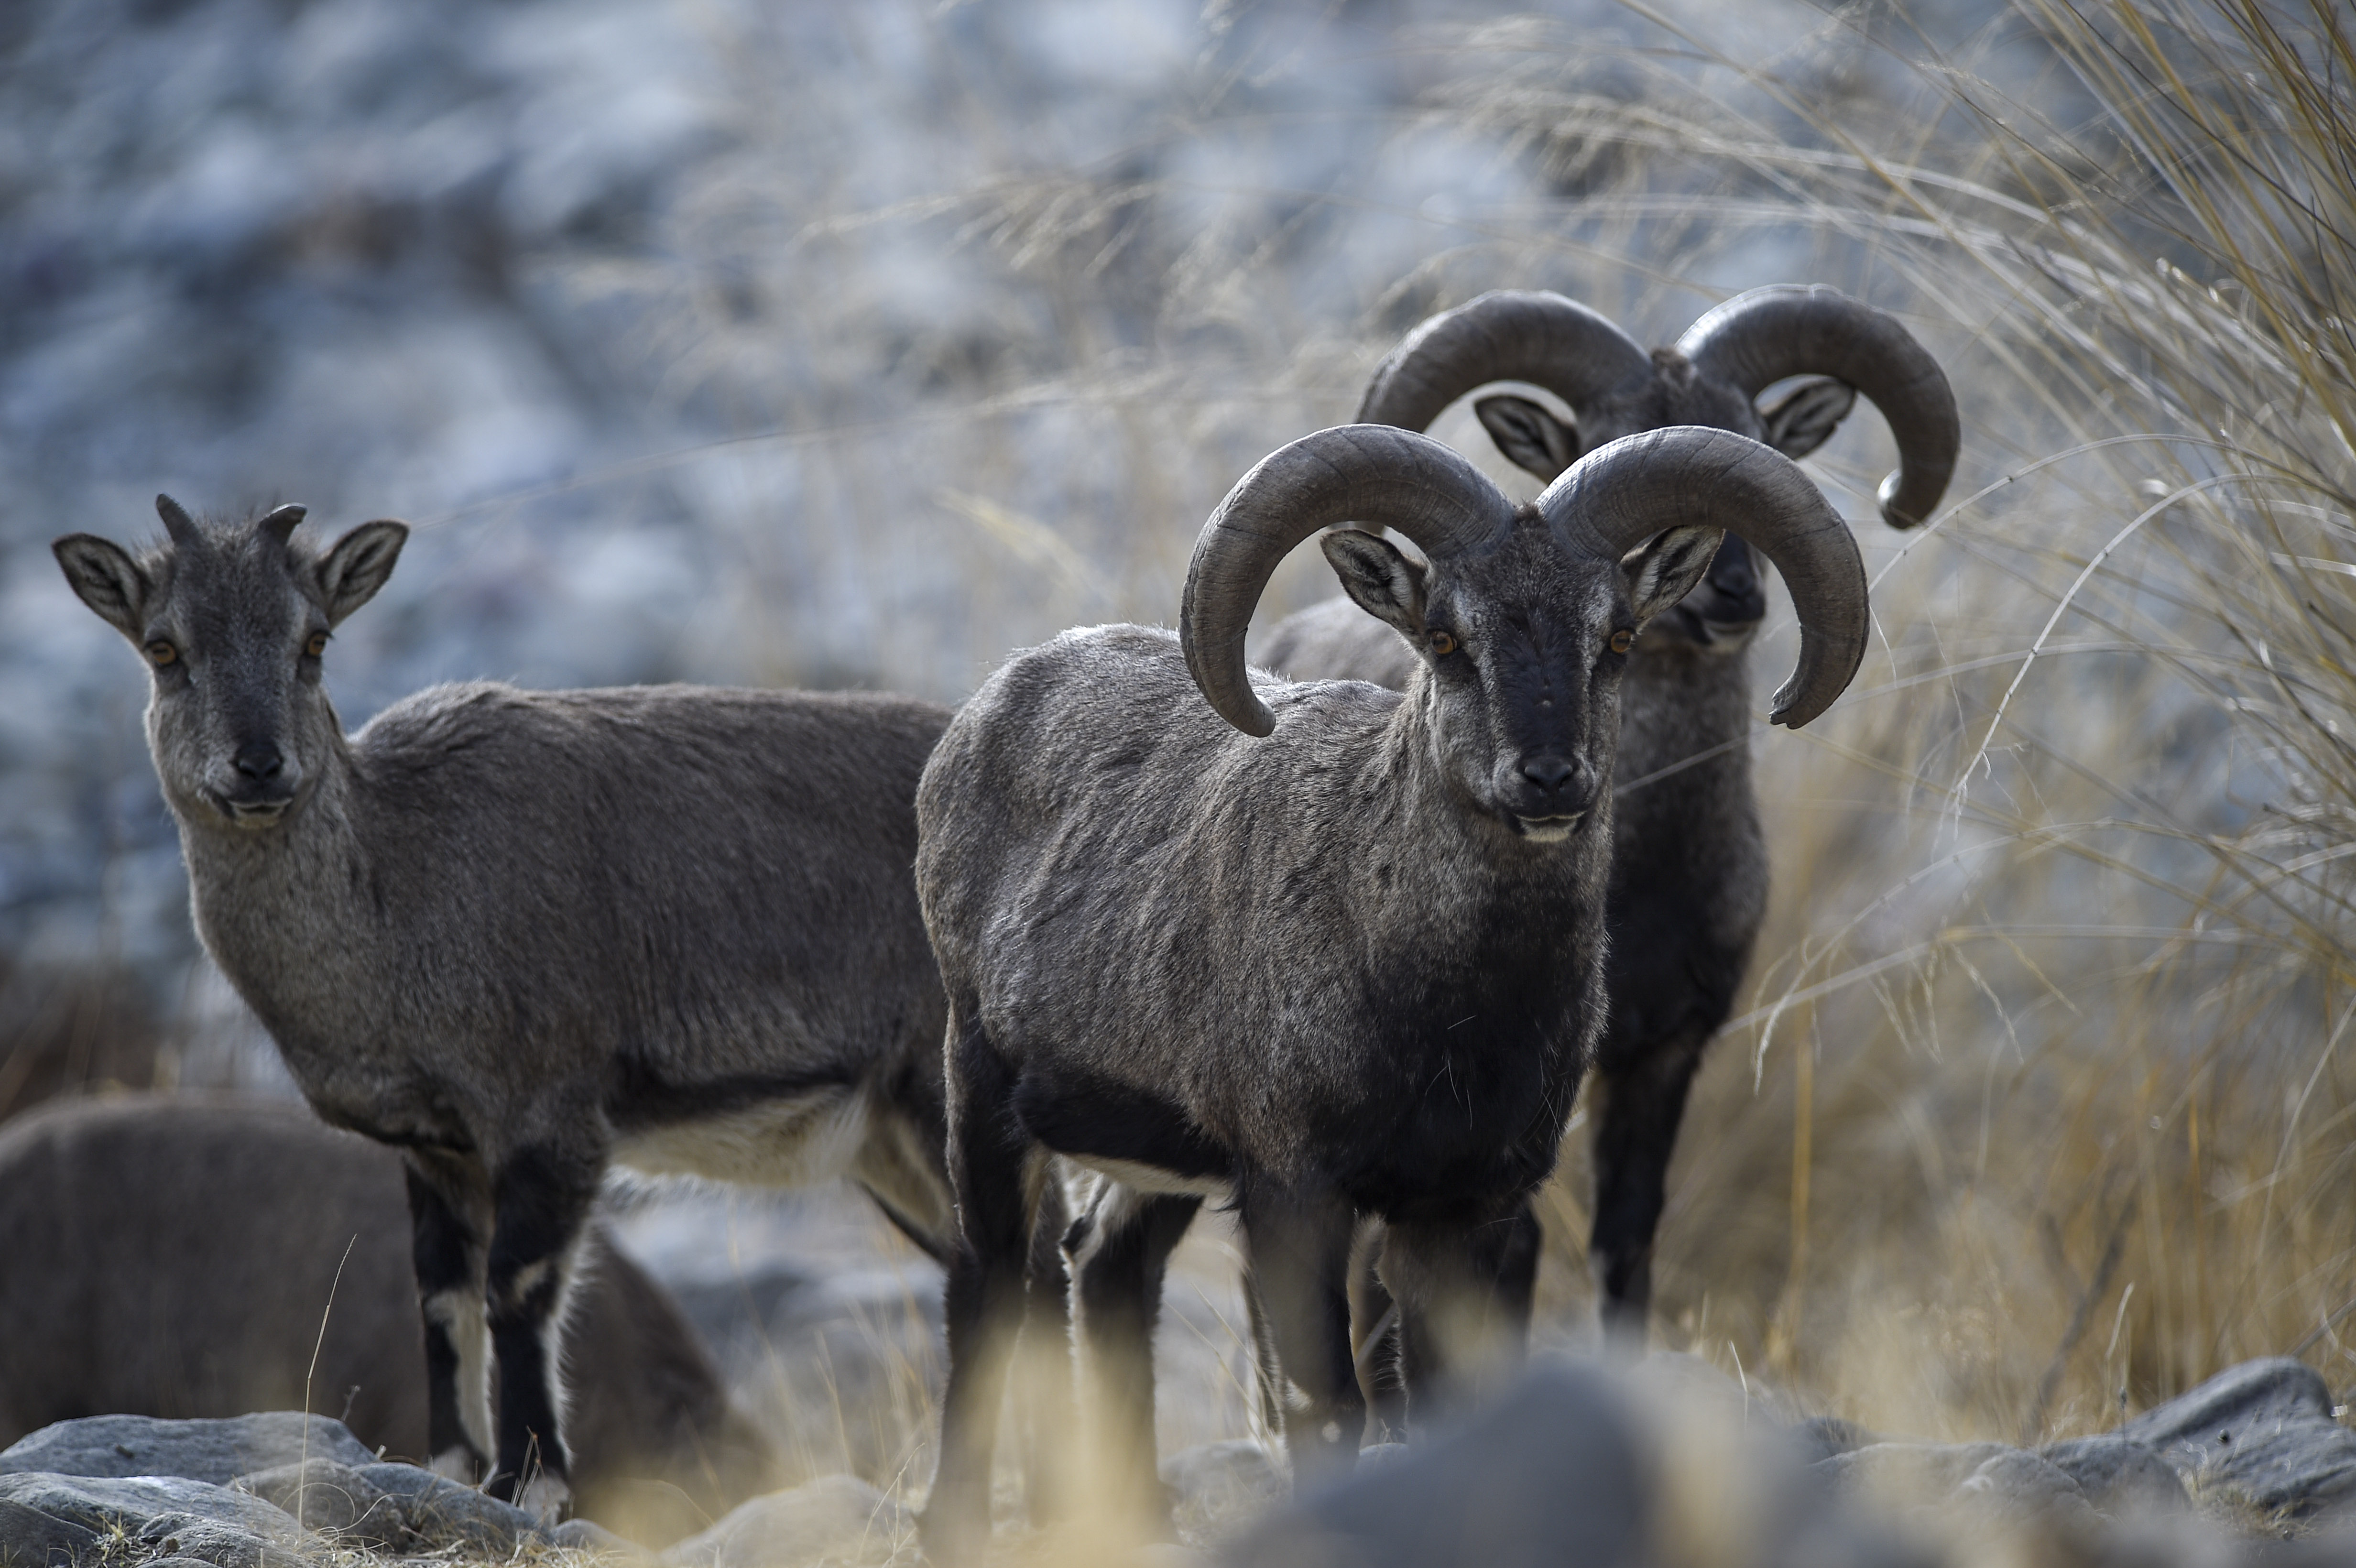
2037,1435 -> 2187,1514
1631,1350 -> 1807,1428
1953,1448 -> 2099,1527
2123,1358 -> 2356,1520
0,1484 -> 103,1568
1162,1439 -> 1285,1545
0,1413 -> 376,1485
353,1459 -> 544,1554
660,1474 -> 913,1568
233,1459 -> 405,1547
1814,1441 -> 2021,1503
548,1515 -> 654,1558
1227,1361 -> 1651,1568
0,1471 -> 311,1568
1793,1416 -> 1880,1466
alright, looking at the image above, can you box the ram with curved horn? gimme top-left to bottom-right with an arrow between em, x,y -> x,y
1256,287 -> 1958,1363
913,423 -> 1867,1559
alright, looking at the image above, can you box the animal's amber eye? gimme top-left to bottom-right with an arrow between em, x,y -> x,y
145,641 -> 178,667
305,632 -> 328,658
1608,629 -> 1635,655
1429,631 -> 1457,657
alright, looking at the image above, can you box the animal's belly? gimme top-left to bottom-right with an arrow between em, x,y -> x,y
1059,1152 -> 1233,1201
611,1086 -> 870,1188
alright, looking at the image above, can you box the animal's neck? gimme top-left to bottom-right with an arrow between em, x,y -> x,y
1619,633 -> 1753,782
174,725 -> 376,1028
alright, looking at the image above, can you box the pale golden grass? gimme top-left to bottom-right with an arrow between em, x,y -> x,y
1482,0 -> 2356,1448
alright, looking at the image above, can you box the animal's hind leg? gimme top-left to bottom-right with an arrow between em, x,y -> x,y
1588,1031 -> 1708,1346
1064,1177 -> 1201,1534
921,1005 -> 1038,1566
404,1154 -> 492,1479
1017,1169 -> 1075,1524
483,1139 -> 602,1514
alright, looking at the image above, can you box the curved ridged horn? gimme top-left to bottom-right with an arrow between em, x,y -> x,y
1678,285 -> 1959,529
155,495 -> 198,546
1357,291 -> 1652,433
257,504 -> 307,545
1181,426 -> 1515,736
1541,427 -> 1867,728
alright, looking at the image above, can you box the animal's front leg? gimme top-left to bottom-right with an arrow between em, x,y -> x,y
1240,1181 -> 1362,1488
403,1154 -> 492,1480
483,1141 -> 601,1515
1017,1167 -> 1076,1525
1381,1202 -> 1539,1434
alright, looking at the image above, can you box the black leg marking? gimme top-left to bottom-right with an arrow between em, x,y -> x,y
921,1008 -> 1037,1566
1346,1228 -> 1406,1444
1068,1183 -> 1201,1532
404,1157 -> 489,1476
1588,1034 -> 1707,1346
482,1141 -> 601,1509
1240,1182 -> 1362,1488
1383,1201 -> 1540,1435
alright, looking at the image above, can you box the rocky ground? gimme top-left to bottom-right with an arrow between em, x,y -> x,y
13,1340 -> 2356,1568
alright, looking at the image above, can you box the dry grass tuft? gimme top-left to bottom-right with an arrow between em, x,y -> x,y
1462,0 -> 2356,1443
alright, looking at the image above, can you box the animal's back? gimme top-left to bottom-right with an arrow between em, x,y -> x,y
0,1096 -> 428,1451
1254,596 -> 1418,691
212,683 -> 954,1148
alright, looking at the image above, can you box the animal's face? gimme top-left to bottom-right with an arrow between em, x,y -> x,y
1322,513 -> 1719,842
1471,350 -> 1858,652
54,500 -> 406,831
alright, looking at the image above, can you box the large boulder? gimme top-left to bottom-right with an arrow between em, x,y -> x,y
231,1456 -> 551,1555
0,1471 -> 311,1568
0,1413 -> 374,1486
1226,1360 -> 1656,1568
0,1412 -> 576,1562
660,1474 -> 913,1568
2036,1434 -> 2187,1514
2122,1357 -> 2356,1522
347,1460 -> 545,1555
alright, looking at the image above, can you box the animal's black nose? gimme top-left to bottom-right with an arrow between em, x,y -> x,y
1520,754 -> 1577,792
234,741 -> 284,781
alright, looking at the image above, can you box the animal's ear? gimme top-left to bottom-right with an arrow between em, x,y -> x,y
1473,394 -> 1579,482
1623,526 -> 1723,625
313,521 -> 408,626
1320,528 -> 1428,641
1758,375 -> 1857,459
54,535 -> 153,640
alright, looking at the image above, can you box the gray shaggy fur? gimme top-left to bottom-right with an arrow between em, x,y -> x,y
1257,288 -> 1953,1350
0,1095 -> 780,1548
911,424 -> 1865,1559
52,500 -> 952,1512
